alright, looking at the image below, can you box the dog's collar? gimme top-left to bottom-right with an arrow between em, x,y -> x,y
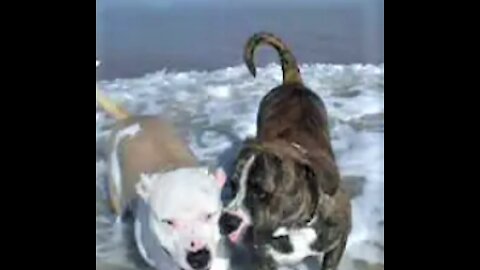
289,142 -> 320,228
247,140 -> 309,158
304,196 -> 319,228
306,214 -> 318,227
290,142 -> 308,156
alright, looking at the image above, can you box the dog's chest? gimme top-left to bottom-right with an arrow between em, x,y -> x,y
268,227 -> 321,266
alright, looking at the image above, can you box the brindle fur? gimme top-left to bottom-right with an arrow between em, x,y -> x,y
231,32 -> 351,270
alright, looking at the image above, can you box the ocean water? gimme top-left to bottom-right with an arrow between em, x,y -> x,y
95,63 -> 384,270
96,1 -> 384,80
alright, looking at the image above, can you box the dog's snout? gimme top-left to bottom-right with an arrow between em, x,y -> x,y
219,213 -> 243,235
190,240 -> 205,252
187,248 -> 211,270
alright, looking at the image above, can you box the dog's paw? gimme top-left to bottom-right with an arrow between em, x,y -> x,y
255,257 -> 277,270
211,257 -> 230,270
256,264 -> 276,270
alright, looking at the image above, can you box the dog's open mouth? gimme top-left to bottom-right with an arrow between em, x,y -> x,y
229,224 -> 246,243
220,211 -> 250,244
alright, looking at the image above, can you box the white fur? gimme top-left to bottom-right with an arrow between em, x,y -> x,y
111,124 -> 141,198
224,155 -> 257,239
211,257 -> 230,270
268,227 -> 320,266
272,227 -> 289,238
136,168 -> 227,270
233,155 -> 256,206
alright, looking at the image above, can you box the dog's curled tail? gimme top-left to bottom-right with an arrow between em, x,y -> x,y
244,32 -> 303,85
96,60 -> 129,120
96,88 -> 130,120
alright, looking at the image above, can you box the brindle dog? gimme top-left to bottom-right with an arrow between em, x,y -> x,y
223,32 -> 351,270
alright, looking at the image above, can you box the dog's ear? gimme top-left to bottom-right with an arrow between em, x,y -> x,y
319,168 -> 340,196
302,151 -> 340,196
214,168 -> 227,188
206,166 -> 227,188
136,173 -> 154,201
304,163 -> 339,196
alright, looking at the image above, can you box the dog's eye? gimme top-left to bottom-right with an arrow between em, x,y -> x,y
255,187 -> 268,200
254,189 -> 268,201
205,212 -> 217,221
258,192 -> 267,200
162,219 -> 175,226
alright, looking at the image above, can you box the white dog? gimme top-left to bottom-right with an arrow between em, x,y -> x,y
96,61 -> 230,270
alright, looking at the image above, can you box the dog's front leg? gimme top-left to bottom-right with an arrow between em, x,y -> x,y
211,257 -> 230,270
253,252 -> 277,270
320,236 -> 348,270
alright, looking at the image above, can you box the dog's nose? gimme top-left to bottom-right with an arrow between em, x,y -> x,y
219,213 -> 243,235
190,240 -> 205,252
187,248 -> 211,270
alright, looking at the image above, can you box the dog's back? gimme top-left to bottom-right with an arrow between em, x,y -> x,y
107,116 -> 197,215
244,32 -> 334,159
244,32 -> 340,195
96,88 -> 197,215
256,83 -> 335,159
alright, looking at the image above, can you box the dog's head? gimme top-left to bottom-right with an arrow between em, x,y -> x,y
221,140 -> 337,247
136,168 -> 226,270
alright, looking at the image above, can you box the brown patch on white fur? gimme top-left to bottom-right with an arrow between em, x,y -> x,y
95,74 -> 198,215
106,116 -> 198,215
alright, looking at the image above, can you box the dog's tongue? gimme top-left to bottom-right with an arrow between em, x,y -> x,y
228,222 -> 247,244
222,209 -> 250,244
229,230 -> 241,243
